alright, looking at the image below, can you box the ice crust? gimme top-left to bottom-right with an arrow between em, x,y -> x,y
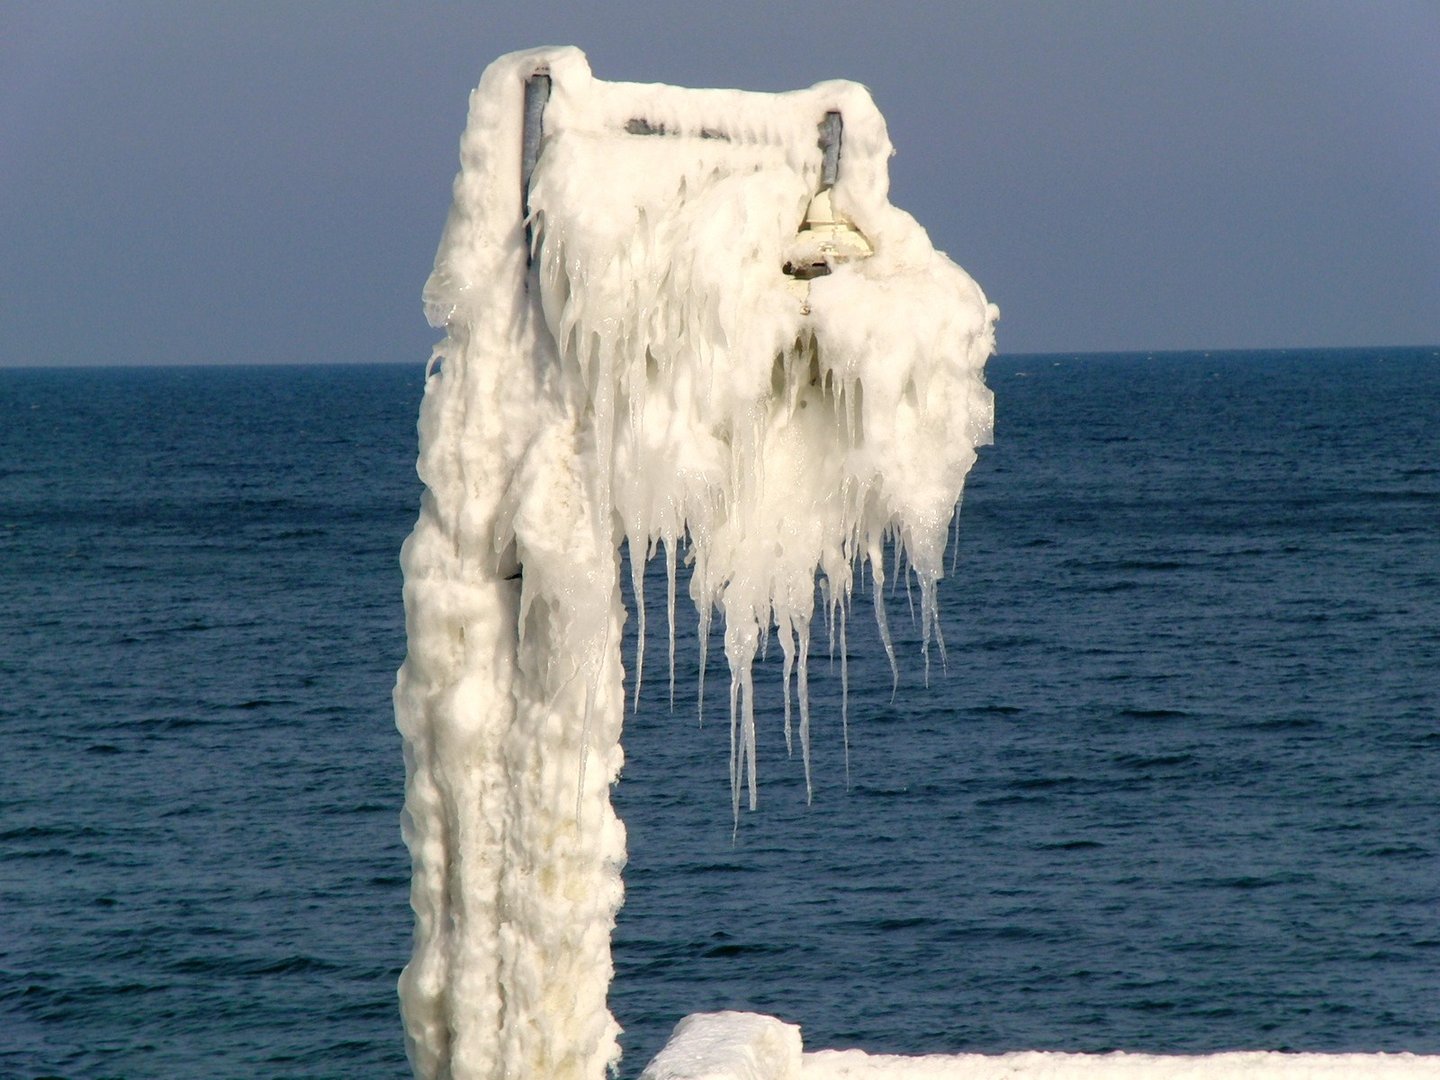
801,1049 -> 1440,1079
805,1049 -> 1440,1079
395,46 -> 994,1080
641,1014 -> 1440,1079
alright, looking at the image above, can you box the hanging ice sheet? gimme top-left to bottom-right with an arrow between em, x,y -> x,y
514,48 -> 997,813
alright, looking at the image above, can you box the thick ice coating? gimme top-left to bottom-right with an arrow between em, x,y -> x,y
394,46 -> 995,1080
639,1014 -> 1440,1078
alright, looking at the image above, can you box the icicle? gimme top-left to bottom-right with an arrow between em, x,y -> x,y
743,661 -> 758,812
728,673 -> 741,828
950,498 -> 964,575
932,586 -> 949,676
905,546 -> 917,624
630,539 -> 646,712
839,601 -> 850,790
918,574 -> 949,686
798,617 -> 813,803
780,621 -> 795,757
696,604 -> 710,728
665,536 -> 678,710
869,534 -> 898,699
726,647 -> 761,831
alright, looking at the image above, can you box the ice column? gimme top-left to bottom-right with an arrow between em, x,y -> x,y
395,46 -> 996,1080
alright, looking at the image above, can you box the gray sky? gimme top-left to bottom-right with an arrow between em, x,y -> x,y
2,0 -> 1436,365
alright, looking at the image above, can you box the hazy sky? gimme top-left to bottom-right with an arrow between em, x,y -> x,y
3,1 -> 1436,365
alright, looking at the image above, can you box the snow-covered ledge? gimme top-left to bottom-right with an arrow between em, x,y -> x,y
641,1013 -> 1440,1080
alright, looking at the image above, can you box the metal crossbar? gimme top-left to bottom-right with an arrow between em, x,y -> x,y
519,70 -> 846,267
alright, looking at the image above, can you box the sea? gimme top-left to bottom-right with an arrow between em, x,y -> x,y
2,347 -> 1437,1078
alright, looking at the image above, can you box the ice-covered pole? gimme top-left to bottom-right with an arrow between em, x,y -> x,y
395,46 -> 996,1080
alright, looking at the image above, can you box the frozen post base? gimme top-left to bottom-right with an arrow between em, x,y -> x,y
642,1013 -> 1440,1080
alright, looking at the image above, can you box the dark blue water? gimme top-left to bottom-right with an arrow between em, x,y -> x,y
3,349 -> 1437,1078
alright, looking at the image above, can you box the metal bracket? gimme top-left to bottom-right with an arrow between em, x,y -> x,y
818,110 -> 843,190
783,110 -> 872,310
522,70 -> 551,262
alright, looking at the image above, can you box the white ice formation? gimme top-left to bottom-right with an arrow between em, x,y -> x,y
641,1013 -> 1440,1079
394,46 -> 995,1080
